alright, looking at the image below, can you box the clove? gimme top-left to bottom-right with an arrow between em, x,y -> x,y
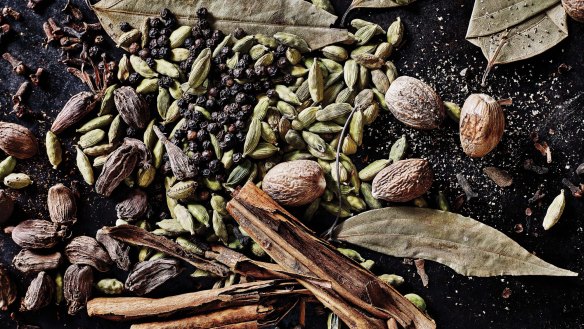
47,18 -> 63,36
83,22 -> 102,31
1,7 -> 21,21
60,36 -> 81,46
29,68 -> 44,86
2,52 -> 26,75
12,81 -> 30,106
42,22 -> 57,45
562,178 -> 582,198
456,173 -> 478,200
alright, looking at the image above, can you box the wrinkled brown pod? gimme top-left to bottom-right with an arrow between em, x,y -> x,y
0,122 -> 39,159
12,250 -> 63,273
48,183 -> 77,226
385,76 -> 445,130
125,258 -> 180,296
96,228 -> 131,271
20,271 -> 55,312
563,0 -> 584,22
372,159 -> 433,202
11,220 -> 66,249
262,160 -> 326,207
64,264 -> 93,315
114,86 -> 149,129
51,91 -> 97,134
65,236 -> 112,272
153,126 -> 197,181
116,189 -> 148,221
0,265 -> 17,311
95,138 -> 152,196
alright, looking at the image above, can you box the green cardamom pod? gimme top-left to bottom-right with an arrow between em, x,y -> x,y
254,52 -> 274,67
307,122 -> 343,134
346,195 -> 367,211
93,155 -> 107,168
301,131 -> 327,153
170,48 -> 190,62
249,44 -> 268,60
163,100 -> 180,125
152,140 -> 164,169
169,26 -> 191,48
321,202 -> 351,218
285,47 -> 302,65
251,242 -> 267,257
136,78 -> 159,94
248,143 -> 278,160
117,55 -> 130,82
275,85 -> 301,105
358,65 -> 370,90
108,114 -> 124,144
226,52 -> 240,70
167,180 -> 198,200
129,55 -> 157,78
83,143 -> 114,157
154,59 -> 180,78
359,159 -> 391,181
311,0 -> 334,13
444,101 -> 461,122
372,88 -> 388,110
363,102 -> 380,125
389,135 -> 408,163
117,29 -> 141,48
308,58 -> 324,103
351,44 -> 377,57
283,150 -> 313,161
374,42 -> 394,60
212,210 -> 229,244
292,106 -> 319,130
302,198 -> 320,222
99,84 -> 117,116
225,160 -> 253,187
75,146 -> 94,185
295,80 -> 310,103
260,122 -> 278,144
255,34 -> 278,48
343,59 -> 358,91
351,18 -> 376,29
371,69 -> 390,94
187,48 -> 211,88
273,32 -> 311,53
143,119 -> 157,151
3,173 -> 32,189
404,293 -> 426,312
176,237 -> 205,255
322,45 -> 348,62
361,183 -> 383,209
45,131 -> 62,169
342,135 -> 358,155
156,219 -> 188,235
78,129 -> 106,149
232,35 -> 255,53
210,194 -> 228,216
349,110 -> 364,146
307,144 -> 336,161
140,19 -> 150,48
385,61 -> 398,84
360,259 -> 375,270
221,149 -> 234,170
96,278 -> 124,295
137,166 -> 156,188
169,79 -> 183,99
212,34 -> 234,58
316,103 -> 352,121
337,247 -> 365,262
243,118 -> 262,157
276,101 -> 298,120
378,274 -> 404,287
322,82 -> 344,105
187,203 -> 210,227
355,24 -> 381,46
437,191 -> 450,211
387,17 -> 404,47
352,53 -> 385,69
252,97 -> 270,120
174,204 -> 197,235
76,115 -> 114,134
285,129 -> 306,150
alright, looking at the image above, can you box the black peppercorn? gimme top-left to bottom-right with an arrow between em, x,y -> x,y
232,152 -> 243,164
146,57 -> 156,69
197,129 -> 209,142
267,65 -> 278,77
157,35 -> 169,47
196,7 -> 208,18
191,152 -> 203,164
150,17 -> 163,28
233,27 -> 246,39
235,120 -> 245,130
201,140 -> 212,150
128,72 -> 141,85
254,65 -> 266,77
207,122 -> 221,134
201,168 -> 211,177
120,22 -> 132,32
277,56 -> 288,68
235,92 -> 247,104
201,149 -> 213,161
160,8 -> 172,19
148,28 -> 159,39
138,48 -> 151,59
157,47 -> 169,59
208,159 -> 222,173
235,132 -> 246,142
275,44 -> 287,57
205,98 -> 216,110
126,126 -> 138,137
158,76 -> 173,88
161,28 -> 172,37
191,26 -> 202,38
283,74 -> 295,84
266,89 -> 277,99
88,46 -> 101,59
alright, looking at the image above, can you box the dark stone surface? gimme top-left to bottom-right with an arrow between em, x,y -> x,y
0,0 -> 583,328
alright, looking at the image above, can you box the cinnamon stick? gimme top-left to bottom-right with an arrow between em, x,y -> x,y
227,182 -> 436,329
87,280 -> 306,321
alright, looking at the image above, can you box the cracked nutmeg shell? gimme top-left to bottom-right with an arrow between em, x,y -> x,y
0,122 -> 39,159
562,0 -> 584,22
372,158 -> 433,202
114,86 -> 149,129
459,94 -> 505,158
262,160 -> 326,207
385,76 -> 445,130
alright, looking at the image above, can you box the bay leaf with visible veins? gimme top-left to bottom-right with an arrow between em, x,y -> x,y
466,0 -> 568,65
342,0 -> 416,23
333,207 -> 578,277
92,0 -> 348,50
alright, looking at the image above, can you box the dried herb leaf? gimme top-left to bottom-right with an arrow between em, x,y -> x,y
333,207 -> 578,277
466,1 -> 568,66
92,0 -> 348,50
342,0 -> 416,24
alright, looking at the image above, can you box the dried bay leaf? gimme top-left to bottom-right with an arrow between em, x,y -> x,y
92,0 -> 348,50
342,0 -> 416,23
466,1 -> 568,83
333,207 -> 578,277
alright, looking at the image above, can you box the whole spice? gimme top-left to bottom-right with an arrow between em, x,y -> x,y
562,0 -> 584,22
459,94 -> 505,158
51,92 -> 98,134
116,189 -> 148,221
0,122 -> 39,159
12,220 -> 65,249
96,278 -> 124,295
65,236 -> 113,272
96,228 -> 131,271
482,167 -> 513,188
3,173 -> 33,189
124,258 -> 181,296
48,183 -> 77,226
153,126 -> 196,181
0,156 -> 16,181
46,131 -> 63,169
20,271 -> 55,312
372,159 -> 433,202
0,190 -> 14,224
64,264 -> 93,315
543,190 -> 566,230
0,265 -> 17,311
262,160 -> 326,207
2,52 -> 26,75
385,76 -> 445,130
12,250 -> 62,273
114,86 -> 149,129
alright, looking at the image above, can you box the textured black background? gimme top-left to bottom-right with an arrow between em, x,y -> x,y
1,0 -> 584,328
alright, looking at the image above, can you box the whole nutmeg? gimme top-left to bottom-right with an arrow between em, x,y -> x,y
385,76 -> 445,130
562,0 -> 584,22
262,160 -> 326,207
372,159 -> 433,202
0,122 -> 39,159
459,94 -> 505,158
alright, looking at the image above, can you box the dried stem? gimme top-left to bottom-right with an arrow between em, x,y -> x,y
481,31 -> 509,87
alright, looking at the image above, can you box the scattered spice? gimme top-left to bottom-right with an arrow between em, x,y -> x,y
414,259 -> 429,288
456,173 -> 478,200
